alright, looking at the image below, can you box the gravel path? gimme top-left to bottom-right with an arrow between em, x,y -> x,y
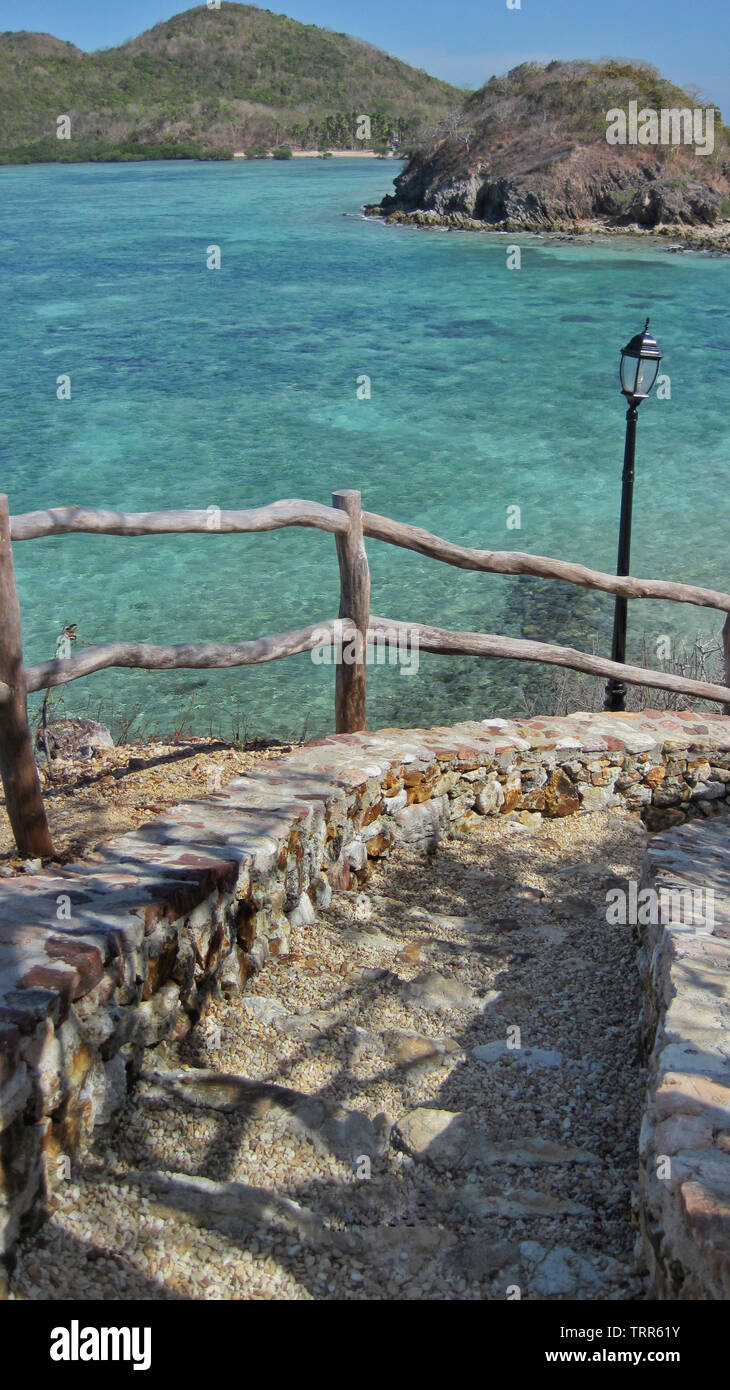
10,808 -> 648,1301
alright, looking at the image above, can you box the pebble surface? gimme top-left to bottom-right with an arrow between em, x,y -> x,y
9,808 -> 648,1301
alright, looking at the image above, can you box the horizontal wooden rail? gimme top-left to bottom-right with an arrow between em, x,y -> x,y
10,497 -> 730,618
368,617 -> 730,705
10,499 -> 349,541
22,620 -> 352,693
20,612 -> 730,706
362,511 -> 730,616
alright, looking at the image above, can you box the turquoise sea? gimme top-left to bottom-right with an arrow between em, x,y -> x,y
1,158 -> 729,740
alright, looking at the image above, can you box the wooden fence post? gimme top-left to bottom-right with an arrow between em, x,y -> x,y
332,489 -> 370,733
0,496 -> 53,857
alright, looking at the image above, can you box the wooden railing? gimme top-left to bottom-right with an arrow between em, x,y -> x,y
1,488 -> 729,857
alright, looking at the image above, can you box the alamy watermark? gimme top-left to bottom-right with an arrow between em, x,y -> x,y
310,619 -> 419,675
50,1321 -> 151,1371
606,101 -> 715,155
606,880 -> 714,928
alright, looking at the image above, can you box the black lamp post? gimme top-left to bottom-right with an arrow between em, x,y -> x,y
604,318 -> 663,712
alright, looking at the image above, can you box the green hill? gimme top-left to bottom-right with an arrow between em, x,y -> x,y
0,4 -> 466,163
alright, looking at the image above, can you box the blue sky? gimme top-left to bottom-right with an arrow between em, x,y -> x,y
1,0 -> 728,114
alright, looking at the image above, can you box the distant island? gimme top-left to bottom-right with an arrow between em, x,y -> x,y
0,3 -> 463,164
367,60 -> 730,251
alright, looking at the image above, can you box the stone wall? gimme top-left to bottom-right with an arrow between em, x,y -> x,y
636,817 -> 730,1299
1,707 -> 730,1287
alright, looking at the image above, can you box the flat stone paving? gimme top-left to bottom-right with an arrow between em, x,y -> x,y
9,808 -> 649,1301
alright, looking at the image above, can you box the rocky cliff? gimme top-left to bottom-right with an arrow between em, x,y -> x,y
372,60 -> 730,247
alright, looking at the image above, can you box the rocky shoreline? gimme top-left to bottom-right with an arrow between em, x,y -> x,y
363,204 -> 730,254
